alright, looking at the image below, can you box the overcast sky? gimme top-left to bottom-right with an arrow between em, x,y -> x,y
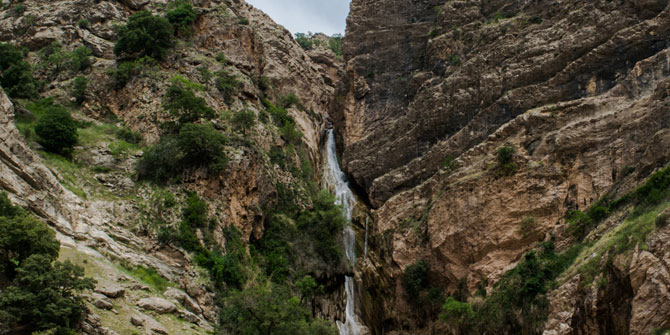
247,0 -> 351,36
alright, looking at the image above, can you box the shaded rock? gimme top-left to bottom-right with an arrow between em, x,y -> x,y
95,283 -> 125,299
164,288 -> 202,314
90,293 -> 114,310
117,0 -> 149,10
137,297 -> 177,314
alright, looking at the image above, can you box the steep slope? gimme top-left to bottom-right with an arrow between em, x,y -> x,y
335,0 -> 670,333
0,0 -> 345,333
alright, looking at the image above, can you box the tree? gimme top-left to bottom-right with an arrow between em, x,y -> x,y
0,43 -> 37,99
0,255 -> 95,335
215,71 -> 240,103
163,84 -> 215,126
114,11 -> 174,61
296,275 -> 323,304
403,259 -> 430,301
232,109 -> 256,134
178,123 -> 228,171
71,76 -> 87,105
441,297 -> 474,334
166,1 -> 197,36
0,213 -> 59,279
220,283 -> 336,335
294,33 -> 313,50
34,104 -> 78,155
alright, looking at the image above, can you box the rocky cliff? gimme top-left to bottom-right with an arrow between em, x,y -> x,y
0,0 -> 345,333
337,0 -> 670,334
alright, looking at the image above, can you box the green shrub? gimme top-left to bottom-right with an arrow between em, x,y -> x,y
441,155 -> 457,171
403,259 -> 430,299
237,17 -> 249,25
34,103 -> 78,155
232,109 -> 256,134
327,34 -> 343,57
69,46 -> 92,72
182,192 -> 207,228
257,75 -> 270,91
441,297 -> 475,333
280,122 -> 303,144
114,11 -> 174,60
137,136 -> 180,182
116,127 -> 142,144
296,191 -> 346,265
497,146 -> 515,164
215,53 -> 227,64
215,71 -> 240,103
166,1 -> 197,36
78,19 -> 89,29
220,283 -> 337,335
178,123 -> 228,172
11,4 -> 26,16
0,213 -> 59,279
0,43 -> 37,99
108,56 -> 158,89
163,84 -> 215,126
294,32 -> 313,50
71,75 -> 88,105
279,93 -> 300,108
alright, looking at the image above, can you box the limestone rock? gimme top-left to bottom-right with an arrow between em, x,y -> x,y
164,288 -> 202,314
137,297 -> 177,314
90,293 -> 114,310
95,283 -> 125,299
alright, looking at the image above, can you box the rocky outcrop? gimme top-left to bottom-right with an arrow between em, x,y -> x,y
338,1 -> 670,332
338,0 -> 670,207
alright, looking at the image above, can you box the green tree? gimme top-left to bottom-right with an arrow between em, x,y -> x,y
114,11 -> 174,60
215,71 -> 240,103
166,1 -> 197,36
220,283 -> 336,335
327,34 -> 342,57
0,255 -> 95,335
0,43 -> 37,99
294,33 -> 313,50
136,136 -> 180,182
441,297 -> 474,334
0,214 -> 59,279
163,84 -> 216,126
403,259 -> 430,300
34,104 -> 78,154
71,76 -> 87,105
296,275 -> 323,304
296,191 -> 346,266
232,109 -> 256,134
68,46 -> 92,72
178,123 -> 228,172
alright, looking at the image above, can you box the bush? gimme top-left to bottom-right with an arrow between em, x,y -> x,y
116,127 -> 142,144
232,109 -> 256,134
328,34 -> 343,57
279,93 -> 300,108
497,146 -> 515,165
178,123 -> 228,171
215,53 -> 227,64
137,136 -> 180,182
78,19 -> 89,29
237,17 -> 249,25
0,213 -> 59,279
215,71 -> 240,103
108,56 -> 158,89
163,84 -> 215,126
114,11 -> 174,60
71,76 -> 87,105
296,191 -> 346,266
69,46 -> 92,72
34,103 -> 78,154
441,297 -> 475,334
295,33 -> 313,50
166,1 -> 197,36
403,259 -> 430,299
0,43 -> 37,99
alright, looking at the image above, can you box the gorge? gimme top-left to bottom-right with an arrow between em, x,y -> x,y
0,0 -> 670,334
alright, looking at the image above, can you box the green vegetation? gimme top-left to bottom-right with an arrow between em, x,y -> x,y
401,259 -> 444,319
114,11 -> 175,61
215,70 -> 240,103
232,109 -> 256,135
328,34 -> 343,57
78,19 -> 89,29
108,56 -> 158,89
121,265 -> 171,293
166,0 -> 197,36
137,123 -> 227,182
295,33 -> 313,50
0,42 -> 37,99
279,93 -> 300,109
0,192 -> 95,335
116,127 -> 143,144
237,17 -> 249,25
496,146 -> 516,176
440,241 -> 581,334
34,100 -> 78,155
441,155 -> 458,171
220,283 -> 337,335
71,75 -> 88,105
38,44 -> 92,77
215,53 -> 227,64
163,82 -> 215,127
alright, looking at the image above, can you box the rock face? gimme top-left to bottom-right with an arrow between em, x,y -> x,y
137,297 -> 177,314
336,0 -> 670,333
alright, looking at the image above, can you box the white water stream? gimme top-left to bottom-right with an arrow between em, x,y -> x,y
323,129 -> 362,335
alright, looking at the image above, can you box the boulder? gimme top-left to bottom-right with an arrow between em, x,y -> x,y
137,297 -> 177,314
95,283 -> 125,299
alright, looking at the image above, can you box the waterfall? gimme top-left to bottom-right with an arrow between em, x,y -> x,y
323,129 -> 362,335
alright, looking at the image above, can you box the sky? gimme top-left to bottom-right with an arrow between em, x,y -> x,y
246,0 -> 351,36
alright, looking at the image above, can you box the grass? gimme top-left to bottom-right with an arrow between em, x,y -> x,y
40,151 -> 89,199
562,201 -> 669,286
120,265 -> 173,293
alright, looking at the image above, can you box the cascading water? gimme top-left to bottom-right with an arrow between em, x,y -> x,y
323,129 -> 362,335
